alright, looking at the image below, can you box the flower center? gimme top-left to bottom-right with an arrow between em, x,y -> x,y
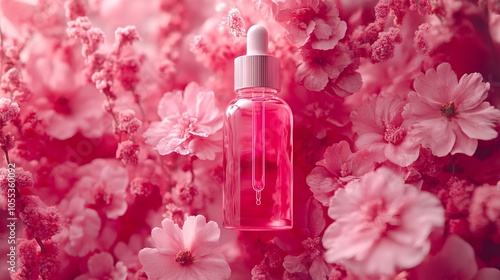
384,125 -> 406,144
440,101 -> 457,119
178,112 -> 198,139
361,199 -> 400,232
174,250 -> 195,265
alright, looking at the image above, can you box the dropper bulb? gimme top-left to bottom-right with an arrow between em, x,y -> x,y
247,25 -> 268,55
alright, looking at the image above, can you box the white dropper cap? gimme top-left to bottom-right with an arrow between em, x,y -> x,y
234,25 -> 280,91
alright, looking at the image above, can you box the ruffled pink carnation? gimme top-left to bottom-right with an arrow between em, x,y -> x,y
143,82 -> 223,160
403,63 -> 500,157
274,0 -> 347,50
306,141 -> 375,206
322,168 -> 445,277
138,215 -> 231,280
351,94 -> 420,167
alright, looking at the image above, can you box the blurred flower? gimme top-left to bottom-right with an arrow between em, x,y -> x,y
409,234 -> 500,280
138,215 -> 231,280
322,168 -> 445,276
469,184 -> 500,243
75,252 -> 127,280
143,82 -> 223,160
403,62 -> 500,157
274,0 -> 347,50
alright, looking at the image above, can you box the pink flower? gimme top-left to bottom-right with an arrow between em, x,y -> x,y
469,185 -> 500,243
306,141 -> 375,206
322,168 -> 445,276
54,197 -> 102,257
295,43 -> 362,97
75,252 -> 127,280
143,82 -> 223,160
274,0 -> 347,50
138,215 -> 231,280
72,159 -> 129,219
0,97 -> 20,125
351,94 -> 420,167
409,234 -> 500,280
403,63 -> 500,157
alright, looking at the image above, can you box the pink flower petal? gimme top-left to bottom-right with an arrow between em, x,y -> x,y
151,219 -> 184,255
413,62 -> 458,105
182,215 -> 220,258
138,248 -> 182,279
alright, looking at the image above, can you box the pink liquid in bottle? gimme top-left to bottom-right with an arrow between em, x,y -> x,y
223,25 -> 293,230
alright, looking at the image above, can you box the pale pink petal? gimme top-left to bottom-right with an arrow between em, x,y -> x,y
306,167 -> 340,206
158,91 -> 185,119
151,219 -> 183,255
188,253 -> 231,280
384,137 -> 420,167
412,118 -> 456,157
319,141 -> 352,175
454,72 -> 489,109
138,249 -> 182,279
297,63 -> 329,91
283,253 -> 308,274
450,125 -> 478,156
182,215 -> 220,258
413,63 -> 458,105
457,102 -> 500,140
474,268 -> 500,280
309,257 -> 331,280
143,120 -> 175,146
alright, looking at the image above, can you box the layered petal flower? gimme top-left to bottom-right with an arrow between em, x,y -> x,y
403,63 -> 500,157
322,168 -> 445,277
138,215 -> 231,280
143,82 -> 223,160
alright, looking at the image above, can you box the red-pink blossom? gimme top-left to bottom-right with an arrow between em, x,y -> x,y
143,82 -> 223,160
274,0 -> 347,50
322,168 -> 445,276
403,63 -> 500,157
351,94 -> 420,167
227,8 -> 246,38
138,215 -> 231,280
0,97 -> 20,125
18,195 -> 62,241
306,141 -> 375,206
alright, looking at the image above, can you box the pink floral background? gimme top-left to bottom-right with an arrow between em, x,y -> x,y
0,0 -> 500,279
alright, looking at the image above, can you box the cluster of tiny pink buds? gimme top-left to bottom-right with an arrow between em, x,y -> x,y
117,109 -> 142,134
129,177 -> 153,197
14,239 -> 60,279
0,69 -> 32,102
67,17 -> 105,57
18,195 -> 62,241
0,97 -> 20,126
113,26 -> 140,54
115,56 -> 143,92
116,140 -> 139,165
175,182 -> 198,205
227,8 -> 246,38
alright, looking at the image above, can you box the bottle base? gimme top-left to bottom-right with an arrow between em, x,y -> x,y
223,219 -> 292,231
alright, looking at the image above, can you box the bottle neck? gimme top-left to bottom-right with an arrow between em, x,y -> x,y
236,87 -> 277,98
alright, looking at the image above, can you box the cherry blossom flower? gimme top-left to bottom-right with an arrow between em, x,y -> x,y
54,197 -> 102,257
295,43 -> 361,97
75,252 -> 127,280
403,63 -> 500,157
72,159 -> 129,219
322,168 -> 445,277
274,0 -> 347,50
351,94 -> 420,167
138,215 -> 231,280
306,141 -> 375,206
143,82 -> 223,160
